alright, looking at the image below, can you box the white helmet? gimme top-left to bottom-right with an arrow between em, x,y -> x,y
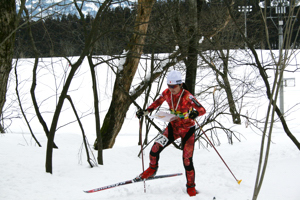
167,70 -> 182,85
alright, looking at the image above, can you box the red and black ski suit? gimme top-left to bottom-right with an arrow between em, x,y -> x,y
146,88 -> 206,187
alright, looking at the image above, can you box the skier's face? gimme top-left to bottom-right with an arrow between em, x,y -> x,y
168,84 -> 181,95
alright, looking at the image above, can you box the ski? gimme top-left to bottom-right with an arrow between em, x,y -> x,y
84,173 -> 182,193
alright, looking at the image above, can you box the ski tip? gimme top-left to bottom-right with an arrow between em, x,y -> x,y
237,179 -> 242,185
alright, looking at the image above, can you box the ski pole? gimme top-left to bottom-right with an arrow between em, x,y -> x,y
195,121 -> 242,185
139,118 -> 146,193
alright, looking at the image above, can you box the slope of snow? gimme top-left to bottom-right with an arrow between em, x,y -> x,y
1,126 -> 299,200
1,51 -> 300,199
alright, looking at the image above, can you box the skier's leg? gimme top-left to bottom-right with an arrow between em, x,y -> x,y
181,126 -> 197,196
140,123 -> 176,179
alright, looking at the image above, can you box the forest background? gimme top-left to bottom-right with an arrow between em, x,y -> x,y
14,0 -> 300,58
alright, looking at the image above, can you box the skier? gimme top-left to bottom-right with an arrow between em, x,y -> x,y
136,70 -> 206,197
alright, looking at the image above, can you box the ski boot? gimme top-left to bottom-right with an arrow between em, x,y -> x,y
139,164 -> 158,179
187,183 -> 199,197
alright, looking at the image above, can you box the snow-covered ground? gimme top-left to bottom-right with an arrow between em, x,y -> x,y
1,127 -> 299,200
1,51 -> 300,199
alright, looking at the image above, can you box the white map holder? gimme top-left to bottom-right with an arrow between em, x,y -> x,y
149,111 -> 179,122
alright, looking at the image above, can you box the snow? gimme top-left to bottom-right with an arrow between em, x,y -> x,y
1,51 -> 300,199
1,129 -> 300,199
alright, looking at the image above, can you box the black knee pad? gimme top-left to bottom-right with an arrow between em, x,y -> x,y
183,157 -> 194,171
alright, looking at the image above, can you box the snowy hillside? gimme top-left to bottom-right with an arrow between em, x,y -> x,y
1,50 -> 300,199
0,127 -> 299,200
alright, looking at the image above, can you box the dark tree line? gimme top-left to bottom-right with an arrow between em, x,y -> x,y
14,2 -> 300,59
14,7 -> 133,58
14,4 -> 175,58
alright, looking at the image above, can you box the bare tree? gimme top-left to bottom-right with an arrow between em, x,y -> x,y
0,0 -> 74,132
185,0 -> 203,95
204,0 -> 300,199
248,1 -> 300,199
170,0 -> 245,127
98,0 -> 156,149
0,0 -> 18,133
14,60 -> 42,147
44,0 -> 113,173
87,55 -> 104,165
229,0 -> 300,148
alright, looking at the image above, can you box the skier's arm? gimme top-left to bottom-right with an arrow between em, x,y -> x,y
146,94 -> 166,113
136,90 -> 167,118
189,95 -> 206,117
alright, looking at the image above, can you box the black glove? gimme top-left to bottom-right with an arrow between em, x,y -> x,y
189,109 -> 199,120
136,109 -> 149,119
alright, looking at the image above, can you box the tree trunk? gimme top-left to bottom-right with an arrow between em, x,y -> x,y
100,0 -> 155,149
23,5 -> 59,148
88,56 -> 103,165
217,52 -> 241,125
184,0 -> 202,95
221,73 -> 241,124
0,124 -> 4,133
0,0 -> 16,130
45,0 -> 112,173
46,64 -> 81,173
